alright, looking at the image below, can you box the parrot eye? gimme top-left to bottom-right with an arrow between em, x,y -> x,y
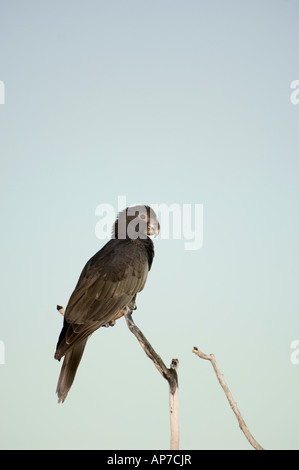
140,214 -> 146,220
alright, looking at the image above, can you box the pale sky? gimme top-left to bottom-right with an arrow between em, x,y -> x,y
1,0 -> 299,450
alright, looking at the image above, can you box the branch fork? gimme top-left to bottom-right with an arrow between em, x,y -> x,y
124,310 -> 179,450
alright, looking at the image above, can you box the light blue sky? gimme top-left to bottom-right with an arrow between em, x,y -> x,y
1,0 -> 299,450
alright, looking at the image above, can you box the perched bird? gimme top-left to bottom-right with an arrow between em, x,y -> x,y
55,205 -> 160,403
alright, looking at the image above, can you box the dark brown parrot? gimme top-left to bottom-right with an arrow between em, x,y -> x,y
54,205 -> 160,403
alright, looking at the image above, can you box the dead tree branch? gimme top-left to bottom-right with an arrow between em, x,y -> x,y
125,310 -> 179,450
192,346 -> 264,450
56,305 -> 179,449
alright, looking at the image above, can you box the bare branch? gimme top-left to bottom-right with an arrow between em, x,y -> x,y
56,305 -> 179,449
169,358 -> 179,450
192,346 -> 264,450
125,310 -> 179,449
